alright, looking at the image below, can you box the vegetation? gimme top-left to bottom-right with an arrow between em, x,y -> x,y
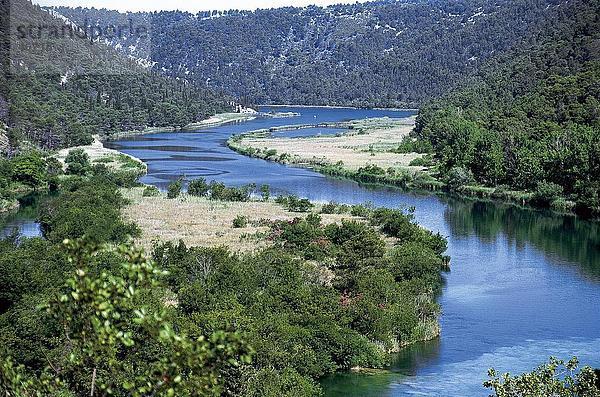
232,215 -> 249,228
52,0 -> 576,108
485,357 -> 600,397
142,185 -> 160,197
1,0 -> 232,150
167,179 -> 183,199
411,0 -> 600,217
188,178 -> 210,197
275,195 -> 314,213
0,151 -> 61,212
151,203 -> 448,395
0,168 -> 449,396
65,149 -> 91,176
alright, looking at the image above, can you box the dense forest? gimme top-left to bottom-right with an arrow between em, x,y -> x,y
411,0 -> 600,217
1,0 -> 232,150
50,0 -> 569,108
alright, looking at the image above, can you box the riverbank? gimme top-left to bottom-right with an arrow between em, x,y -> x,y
227,116 -> 445,192
227,116 -> 588,218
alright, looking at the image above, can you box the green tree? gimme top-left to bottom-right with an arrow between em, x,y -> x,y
167,178 -> 183,199
0,240 -> 252,397
188,178 -> 209,197
65,149 -> 91,176
484,357 -> 599,397
11,152 -> 47,188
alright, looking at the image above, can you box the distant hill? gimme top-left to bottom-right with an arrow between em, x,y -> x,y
50,0 -> 570,108
1,0 -> 232,149
412,0 -> 600,216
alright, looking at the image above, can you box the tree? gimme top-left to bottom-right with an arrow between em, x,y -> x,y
65,149 -> 91,176
484,357 -> 599,397
0,240 -> 252,397
11,152 -> 47,188
167,178 -> 183,199
188,178 -> 209,197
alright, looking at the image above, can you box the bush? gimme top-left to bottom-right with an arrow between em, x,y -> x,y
38,179 -> 139,244
446,166 -> 474,191
350,203 -> 373,218
260,184 -> 271,201
209,181 -> 253,202
167,178 -> 183,199
232,215 -> 249,228
188,178 -> 209,197
321,202 -> 338,214
485,357 -> 600,397
12,152 -> 47,188
65,149 -> 91,176
409,154 -> 434,167
279,195 -> 313,212
531,181 -> 564,207
142,185 -> 160,197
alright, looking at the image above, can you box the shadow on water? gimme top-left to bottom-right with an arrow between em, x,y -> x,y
321,340 -> 441,397
443,198 -> 600,281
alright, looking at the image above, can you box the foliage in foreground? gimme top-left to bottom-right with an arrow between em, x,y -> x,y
0,239 -> 251,397
485,357 -> 600,397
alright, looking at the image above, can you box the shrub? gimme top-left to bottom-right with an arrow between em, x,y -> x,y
446,166 -> 474,191
321,202 -> 338,214
409,154 -> 434,167
142,185 -> 160,197
260,184 -> 271,201
485,357 -> 600,397
232,215 -> 249,228
280,195 -> 313,212
12,152 -> 47,188
188,177 -> 210,197
350,203 -> 373,218
531,181 -> 564,207
167,178 -> 183,199
209,181 -> 253,202
264,148 -> 278,158
65,149 -> 91,176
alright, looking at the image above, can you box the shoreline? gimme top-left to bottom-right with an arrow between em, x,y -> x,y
226,116 -> 587,220
261,104 -> 419,111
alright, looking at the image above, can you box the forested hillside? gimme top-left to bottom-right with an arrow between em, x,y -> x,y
411,0 -> 600,216
1,0 -> 232,150
51,0 -> 568,107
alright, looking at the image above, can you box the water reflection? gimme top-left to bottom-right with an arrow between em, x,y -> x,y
444,199 -> 600,281
0,193 -> 43,239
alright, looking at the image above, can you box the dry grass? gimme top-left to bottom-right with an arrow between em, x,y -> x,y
239,117 -> 423,171
122,188 -> 361,253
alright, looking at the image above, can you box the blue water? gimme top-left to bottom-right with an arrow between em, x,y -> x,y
80,107 -> 600,395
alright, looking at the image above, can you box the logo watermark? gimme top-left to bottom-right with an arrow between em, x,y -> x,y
7,1 -> 152,76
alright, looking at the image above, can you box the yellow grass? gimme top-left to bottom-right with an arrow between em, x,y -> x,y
122,188 -> 361,253
239,116 -> 423,171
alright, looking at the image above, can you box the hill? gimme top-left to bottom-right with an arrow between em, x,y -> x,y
50,0 -> 569,108
411,0 -> 600,216
1,0 -> 232,150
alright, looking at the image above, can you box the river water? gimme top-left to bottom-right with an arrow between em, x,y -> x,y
7,107 -> 599,395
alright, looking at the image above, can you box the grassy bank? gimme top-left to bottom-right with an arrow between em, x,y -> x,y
228,116 -> 583,217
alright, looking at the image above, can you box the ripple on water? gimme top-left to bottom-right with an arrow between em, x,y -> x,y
389,338 -> 600,397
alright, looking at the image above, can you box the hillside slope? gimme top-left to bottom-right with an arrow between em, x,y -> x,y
1,0 -> 232,149
412,0 -> 600,216
52,0 -> 569,107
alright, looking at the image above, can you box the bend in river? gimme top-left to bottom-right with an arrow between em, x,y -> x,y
48,107 -> 600,395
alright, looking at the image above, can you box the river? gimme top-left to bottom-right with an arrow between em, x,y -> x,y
6,106 -> 600,395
